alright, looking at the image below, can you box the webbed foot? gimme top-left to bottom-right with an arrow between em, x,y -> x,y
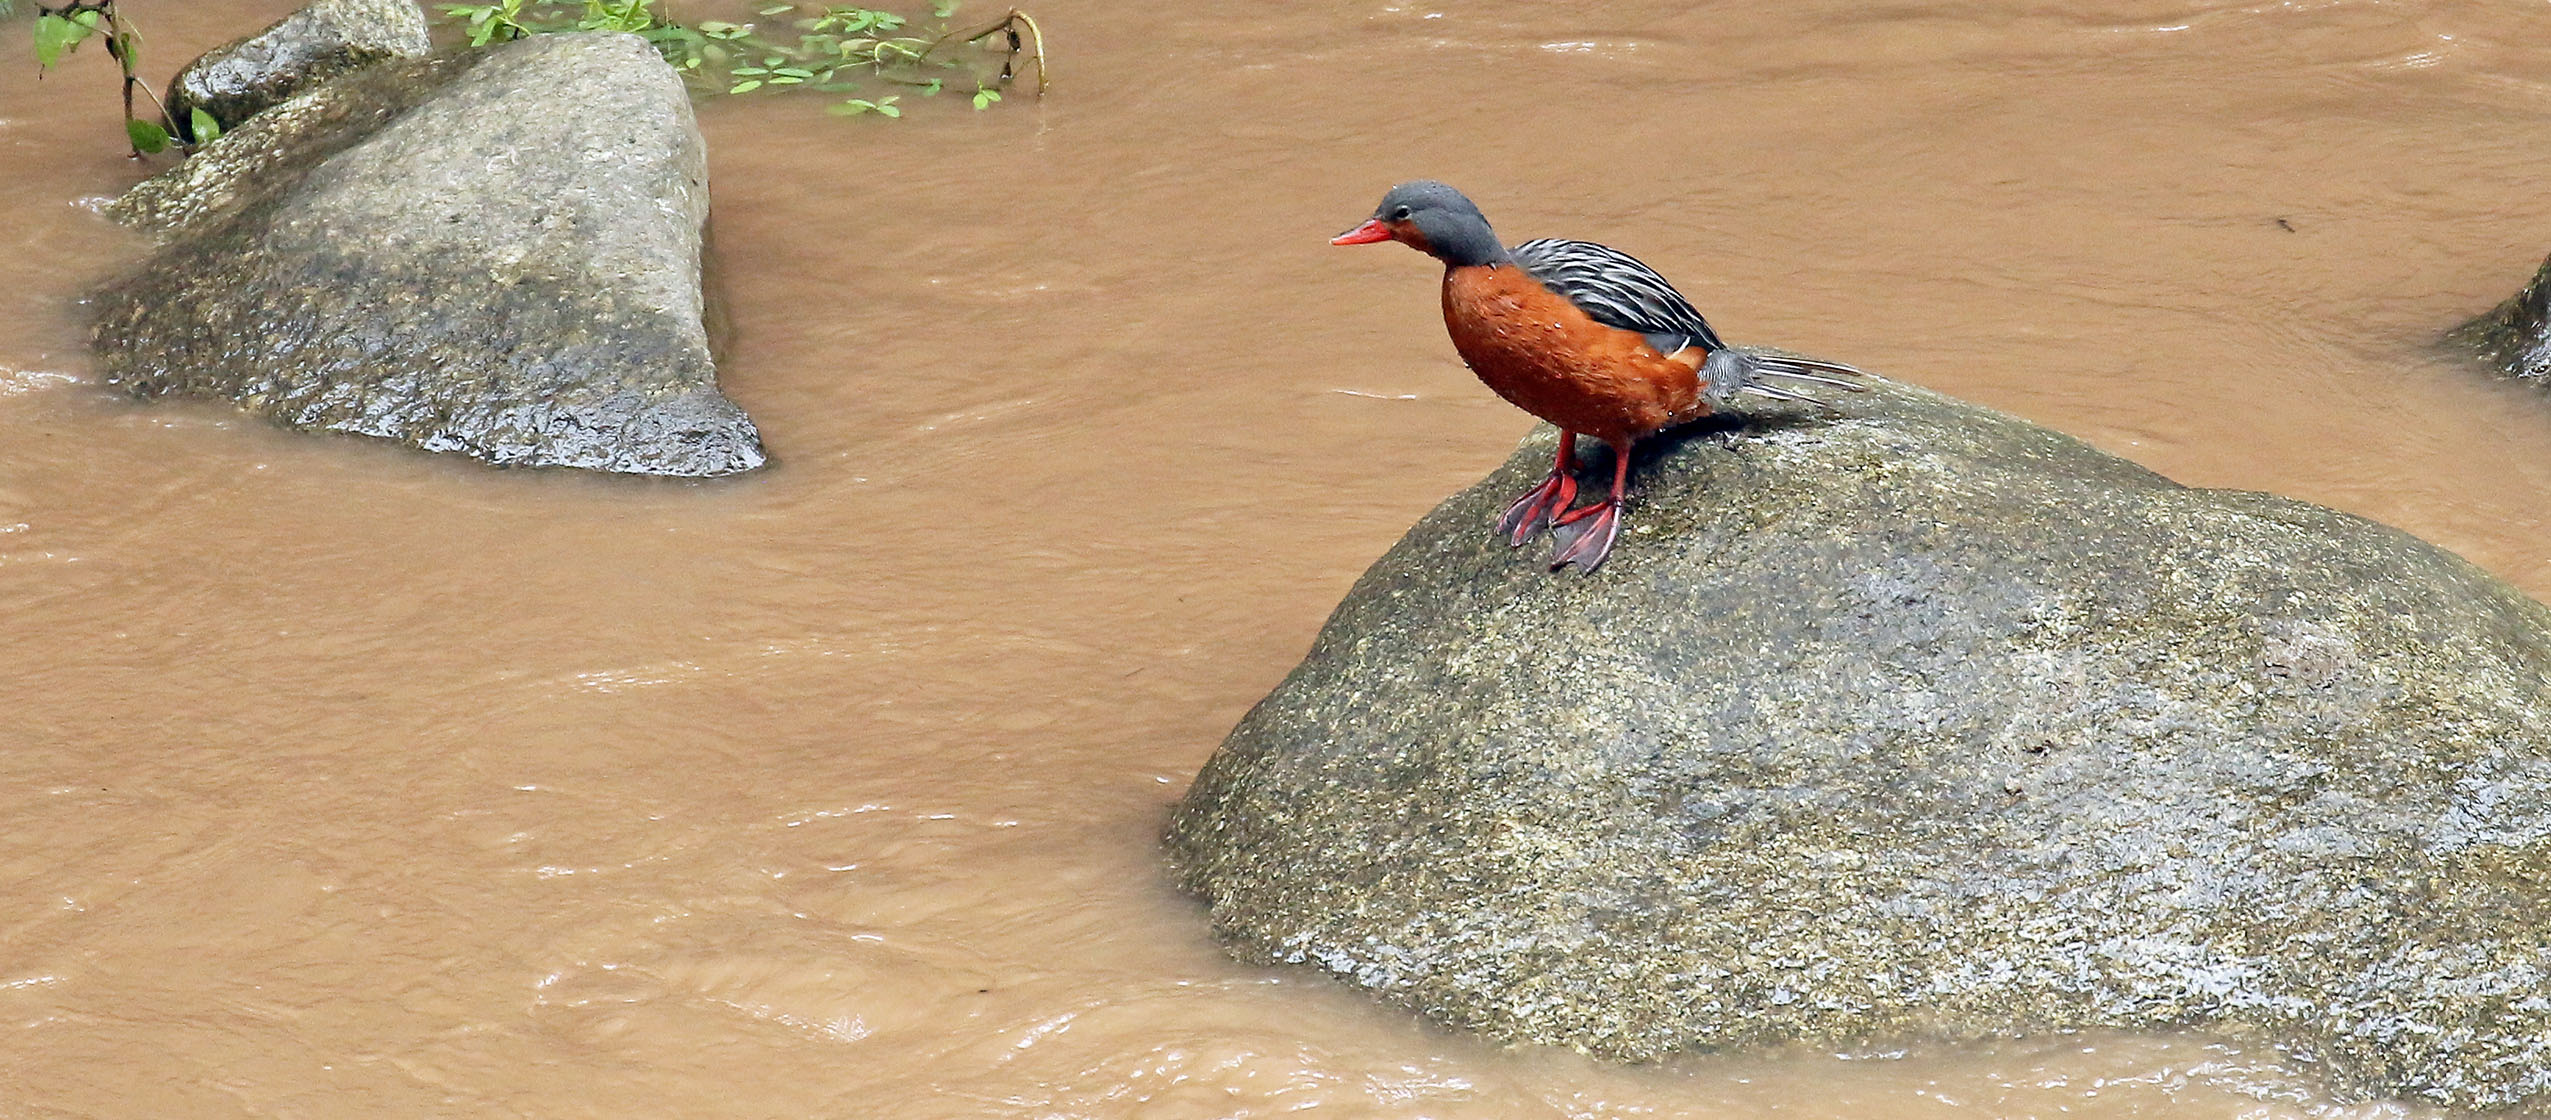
1548,499 -> 1623,572
1494,469 -> 1579,546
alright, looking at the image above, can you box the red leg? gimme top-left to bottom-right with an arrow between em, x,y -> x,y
1550,439 -> 1631,571
1494,431 -> 1581,547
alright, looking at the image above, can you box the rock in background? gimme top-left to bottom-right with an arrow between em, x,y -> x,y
1166,372 -> 2551,1112
95,31 -> 765,477
164,0 -> 430,141
2454,250 -> 2551,383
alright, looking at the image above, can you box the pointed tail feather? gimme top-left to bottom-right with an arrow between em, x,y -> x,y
1751,368 -> 1862,391
1755,354 -> 1863,373
1699,347 -> 1869,409
1748,355 -> 1867,389
1735,381 -> 1820,403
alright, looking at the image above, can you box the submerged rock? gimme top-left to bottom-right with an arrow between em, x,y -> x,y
164,0 -> 430,141
1165,372 -> 2551,1112
95,32 -> 764,476
2454,250 -> 2551,383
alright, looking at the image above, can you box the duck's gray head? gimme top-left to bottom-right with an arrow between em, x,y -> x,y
1332,180 -> 1510,268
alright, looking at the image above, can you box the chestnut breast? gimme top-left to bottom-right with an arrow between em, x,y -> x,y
1440,263 -> 1705,445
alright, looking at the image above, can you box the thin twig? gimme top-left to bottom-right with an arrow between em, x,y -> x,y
926,7 -> 1047,96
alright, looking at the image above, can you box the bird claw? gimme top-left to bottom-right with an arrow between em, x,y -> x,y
1494,469 -> 1578,547
1548,500 -> 1622,572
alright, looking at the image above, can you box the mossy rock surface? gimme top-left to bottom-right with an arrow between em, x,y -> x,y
96,32 -> 764,477
1166,372 -> 2551,1112
164,0 -> 431,141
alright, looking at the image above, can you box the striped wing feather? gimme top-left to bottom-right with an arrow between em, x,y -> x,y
1509,237 -> 1724,355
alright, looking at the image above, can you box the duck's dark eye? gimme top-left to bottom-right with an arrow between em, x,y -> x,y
1389,206 -> 1412,221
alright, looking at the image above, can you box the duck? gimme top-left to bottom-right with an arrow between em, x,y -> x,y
1333,180 -> 1862,571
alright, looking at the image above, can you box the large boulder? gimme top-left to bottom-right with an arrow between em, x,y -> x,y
1166,371 -> 2551,1112
164,0 -> 431,141
94,32 -> 764,477
2455,250 -> 2551,383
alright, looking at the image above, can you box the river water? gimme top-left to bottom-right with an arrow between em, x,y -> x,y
5,0 -> 2545,1115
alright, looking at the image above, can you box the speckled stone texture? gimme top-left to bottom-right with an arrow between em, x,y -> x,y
164,0 -> 430,140
2454,250 -> 2551,383
1165,371 -> 2551,1112
95,32 -> 764,476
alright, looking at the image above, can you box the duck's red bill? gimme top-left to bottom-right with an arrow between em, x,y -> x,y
1331,219 -> 1393,245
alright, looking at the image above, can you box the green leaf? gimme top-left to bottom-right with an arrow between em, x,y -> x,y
33,13 -> 86,68
827,98 -> 874,115
933,0 -> 958,18
757,3 -> 795,13
461,11 -> 507,47
728,78 -> 763,93
874,102 -> 900,117
126,118 -> 170,153
190,108 -> 223,143
971,87 -> 999,109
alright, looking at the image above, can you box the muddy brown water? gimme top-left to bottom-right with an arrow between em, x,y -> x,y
4,0 -> 2547,1115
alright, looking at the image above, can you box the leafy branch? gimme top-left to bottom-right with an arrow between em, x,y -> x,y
28,1 -> 215,156
437,1 -> 1046,119
22,0 -> 1043,159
